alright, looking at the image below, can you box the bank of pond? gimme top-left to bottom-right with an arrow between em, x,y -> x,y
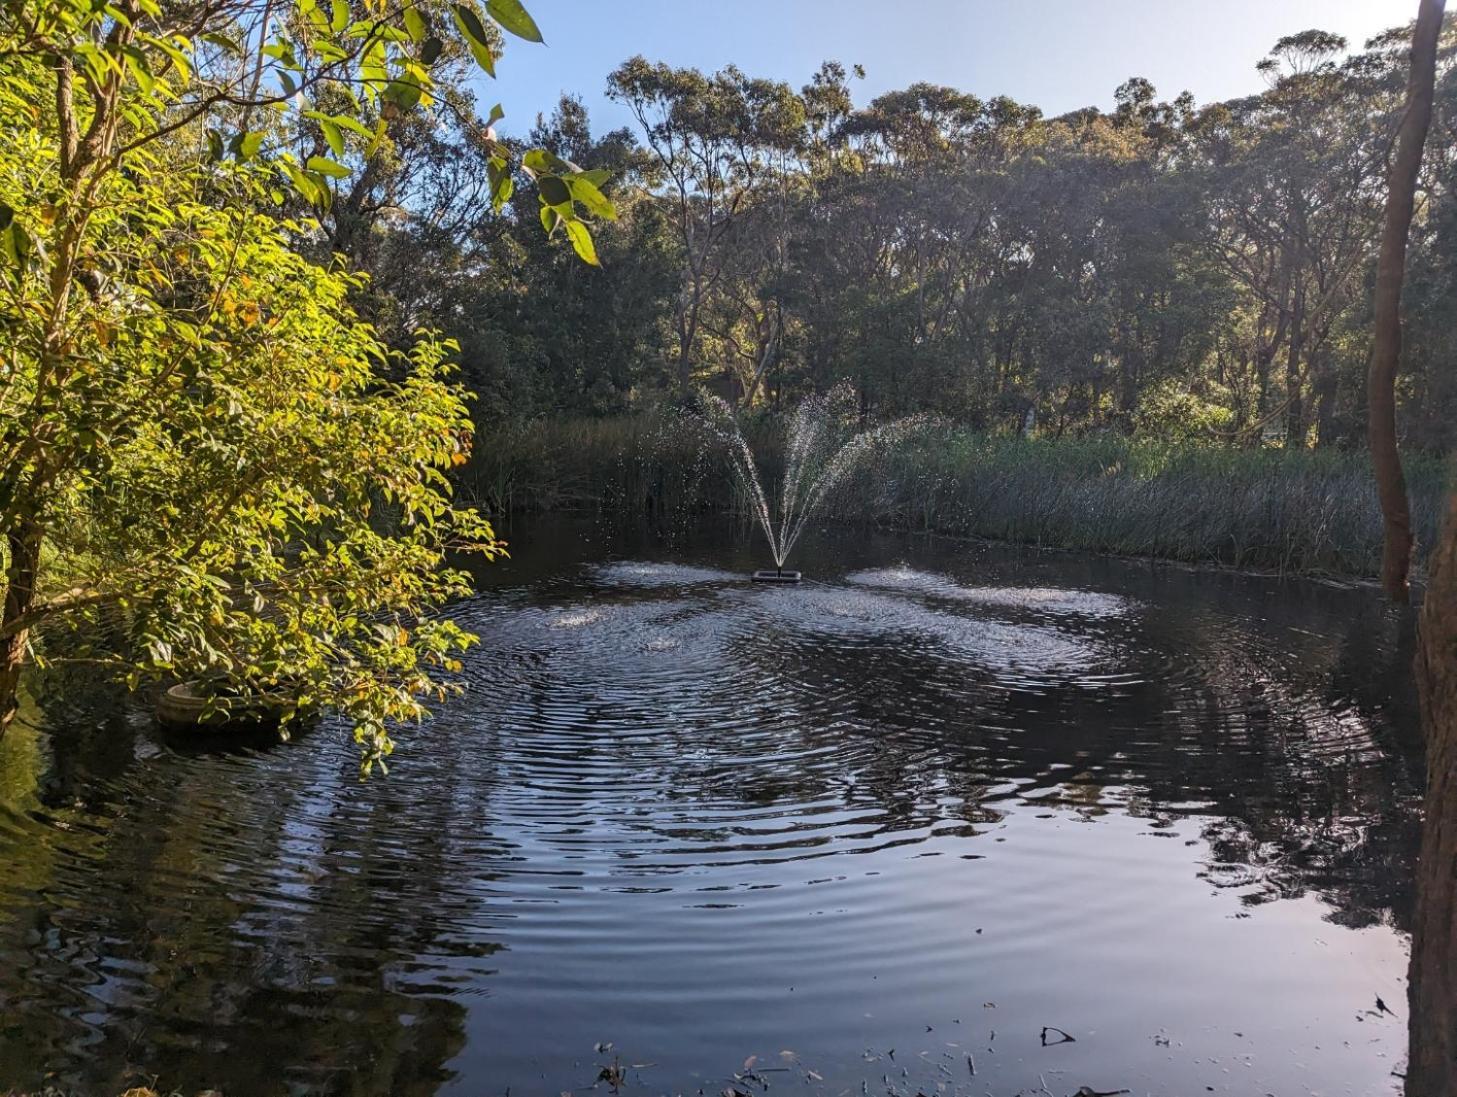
464,416 -> 1451,581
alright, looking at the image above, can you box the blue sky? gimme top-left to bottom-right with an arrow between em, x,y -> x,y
483,0 -> 1418,138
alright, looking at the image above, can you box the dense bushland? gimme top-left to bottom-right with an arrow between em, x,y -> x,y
331,22 -> 1457,461
462,417 -> 1449,577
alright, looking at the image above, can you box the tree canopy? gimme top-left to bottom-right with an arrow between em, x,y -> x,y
0,0 -> 613,769
373,22 -> 1457,459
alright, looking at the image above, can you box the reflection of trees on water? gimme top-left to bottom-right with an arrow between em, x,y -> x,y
0,533 -> 1425,1092
722,563 -> 1422,933
484,553 -> 1422,932
0,675 -> 503,1095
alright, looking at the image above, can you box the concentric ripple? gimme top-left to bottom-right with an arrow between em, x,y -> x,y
0,521 -> 1423,1097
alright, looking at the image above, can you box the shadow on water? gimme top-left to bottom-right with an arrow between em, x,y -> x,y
0,514 -> 1426,1096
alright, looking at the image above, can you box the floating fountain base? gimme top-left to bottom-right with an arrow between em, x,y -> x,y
752,570 -> 802,584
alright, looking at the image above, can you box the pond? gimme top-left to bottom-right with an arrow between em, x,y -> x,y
0,516 -> 1424,1096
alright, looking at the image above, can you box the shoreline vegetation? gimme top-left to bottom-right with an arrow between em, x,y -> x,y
462,415 -> 1450,581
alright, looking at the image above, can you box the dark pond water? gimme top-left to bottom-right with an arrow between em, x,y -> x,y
0,516 -> 1425,1096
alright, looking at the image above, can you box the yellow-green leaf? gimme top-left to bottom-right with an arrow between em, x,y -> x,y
563,219 -> 598,265
306,155 -> 350,178
485,0 -> 542,42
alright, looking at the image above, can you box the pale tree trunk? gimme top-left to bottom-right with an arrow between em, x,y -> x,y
1409,486 -> 1457,1094
1369,0 -> 1444,603
1285,283 -> 1306,446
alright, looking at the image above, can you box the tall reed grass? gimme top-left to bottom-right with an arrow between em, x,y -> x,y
459,414 -> 1450,579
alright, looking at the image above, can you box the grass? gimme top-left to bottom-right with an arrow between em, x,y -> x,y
459,414 -> 1451,580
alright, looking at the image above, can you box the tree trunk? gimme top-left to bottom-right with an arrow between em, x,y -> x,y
0,523 -> 43,734
1369,0 -> 1444,603
1117,348 -> 1141,432
1312,346 -> 1338,447
1285,284 -> 1306,447
1409,486 -> 1457,1095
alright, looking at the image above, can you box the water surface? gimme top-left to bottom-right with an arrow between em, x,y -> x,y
0,517 -> 1423,1095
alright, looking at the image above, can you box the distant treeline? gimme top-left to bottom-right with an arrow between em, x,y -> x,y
459,416 -> 1450,579
324,21 -> 1457,453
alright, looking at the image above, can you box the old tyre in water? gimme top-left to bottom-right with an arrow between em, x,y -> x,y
155,681 -> 295,731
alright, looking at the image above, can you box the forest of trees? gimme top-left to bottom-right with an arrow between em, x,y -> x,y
325,22 -> 1457,454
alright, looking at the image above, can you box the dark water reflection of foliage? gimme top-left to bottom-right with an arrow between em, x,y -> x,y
0,518 -> 1423,1096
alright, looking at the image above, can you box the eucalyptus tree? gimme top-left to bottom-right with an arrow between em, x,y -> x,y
1196,31 -> 1389,447
1394,12 -> 1456,1089
0,0 -> 613,767
1369,0 -> 1446,602
318,16 -> 1457,453
1411,480 -> 1457,1094
450,97 -> 677,418
607,57 -> 807,395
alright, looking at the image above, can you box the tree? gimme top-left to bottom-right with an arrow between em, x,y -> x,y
301,20 -> 1457,461
1369,0 -> 1446,603
607,58 -> 806,395
0,0 -> 612,768
1409,481 -> 1457,1093
1197,31 -> 1389,449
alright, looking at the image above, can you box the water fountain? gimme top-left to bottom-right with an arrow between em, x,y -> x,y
699,382 -> 927,582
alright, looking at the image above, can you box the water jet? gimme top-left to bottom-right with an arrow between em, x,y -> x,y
699,382 -> 926,581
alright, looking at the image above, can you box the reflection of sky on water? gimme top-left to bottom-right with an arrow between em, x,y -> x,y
0,518 -> 1420,1096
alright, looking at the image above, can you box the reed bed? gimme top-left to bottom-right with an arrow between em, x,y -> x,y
459,415 -> 1450,579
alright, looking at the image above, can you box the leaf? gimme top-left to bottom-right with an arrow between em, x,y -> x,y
522,147 -> 574,176
383,79 -> 423,111
452,5 -> 496,75
0,202 -> 13,232
487,160 -> 513,210
421,36 -> 443,64
145,34 -> 193,80
365,117 -> 388,157
0,222 -> 34,265
330,0 -> 349,32
229,130 -> 264,161
564,219 -> 598,265
121,45 -> 155,94
333,114 -> 375,138
485,0 -> 542,42
201,30 -> 242,53
486,102 -> 504,126
321,119 -> 344,156
537,174 -> 570,207
452,4 -> 488,45
359,38 -> 388,86
567,175 -> 616,220
402,5 -> 427,42
303,0 -> 330,36
306,155 -> 350,178
465,35 -> 495,76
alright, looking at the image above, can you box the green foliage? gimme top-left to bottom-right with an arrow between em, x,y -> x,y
0,0 -> 609,248
0,131 -> 502,766
0,0 -> 617,769
396,25 -> 1457,455
470,416 -> 1450,579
